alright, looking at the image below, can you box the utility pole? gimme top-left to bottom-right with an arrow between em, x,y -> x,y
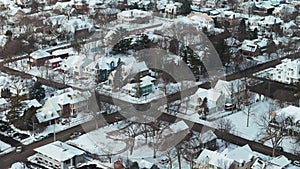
54,119 -> 56,141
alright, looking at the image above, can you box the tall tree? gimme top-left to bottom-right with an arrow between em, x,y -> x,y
179,0 -> 191,15
237,19 -> 248,41
1,88 -> 11,98
107,27 -> 129,47
29,81 -> 45,102
257,113 -> 288,157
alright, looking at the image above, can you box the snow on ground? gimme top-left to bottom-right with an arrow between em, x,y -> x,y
22,112 -> 93,145
10,162 -> 28,169
0,140 -> 12,152
68,124 -> 127,155
264,137 -> 300,155
221,101 -> 270,141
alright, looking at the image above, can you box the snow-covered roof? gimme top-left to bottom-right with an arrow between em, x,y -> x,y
226,144 -> 254,164
241,40 -> 258,53
162,120 -> 189,137
0,98 -> 7,105
140,75 -> 155,87
199,130 -> 217,143
22,99 -> 42,108
275,105 -> 300,123
267,155 -> 291,169
195,149 -> 235,168
30,50 -> 51,60
48,57 -> 62,63
0,35 -> 8,47
35,108 -> 60,123
52,48 -> 74,56
138,160 -> 154,169
195,88 -> 222,103
34,141 -> 85,162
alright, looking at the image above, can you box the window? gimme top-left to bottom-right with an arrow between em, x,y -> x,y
65,159 -> 71,165
278,76 -> 281,79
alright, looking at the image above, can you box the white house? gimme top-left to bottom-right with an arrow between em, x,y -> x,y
272,105 -> 300,135
194,149 -> 235,169
187,13 -> 215,30
39,88 -> 89,119
266,155 -> 291,169
32,141 -> 85,169
226,144 -> 256,168
189,87 -> 225,115
268,58 -> 300,84
213,79 -> 245,104
117,9 -> 152,24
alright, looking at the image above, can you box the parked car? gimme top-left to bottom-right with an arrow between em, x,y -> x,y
70,132 -> 81,139
61,119 -> 70,125
16,146 -> 22,153
0,125 -> 8,132
34,135 -> 46,141
293,161 -> 300,167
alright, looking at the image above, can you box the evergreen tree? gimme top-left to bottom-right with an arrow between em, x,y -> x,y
179,0 -> 192,15
1,88 -> 11,98
199,97 -> 209,120
31,0 -> 39,13
29,81 -> 45,102
237,19 -> 248,41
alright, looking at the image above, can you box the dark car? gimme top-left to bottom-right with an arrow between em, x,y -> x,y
46,133 -> 54,138
0,125 -> 8,132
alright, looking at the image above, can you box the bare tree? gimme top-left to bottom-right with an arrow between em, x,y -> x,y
216,118 -> 235,147
123,122 -> 140,155
257,113 -> 288,157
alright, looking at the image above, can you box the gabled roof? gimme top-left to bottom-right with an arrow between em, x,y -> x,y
226,144 -> 254,164
267,155 -> 291,169
195,149 -> 235,169
275,105 -> 300,123
199,130 -> 217,143
30,50 -> 51,60
35,108 -> 60,123
34,141 -> 85,162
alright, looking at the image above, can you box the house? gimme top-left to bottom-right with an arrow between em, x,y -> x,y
62,16 -> 94,39
122,61 -> 149,82
281,21 -> 297,37
187,13 -> 215,30
240,40 -> 259,56
84,57 -> 119,82
271,105 -> 300,135
253,1 -> 275,15
165,3 -> 179,15
206,0 -> 217,8
226,144 -> 256,169
35,108 -> 60,125
7,6 -> 26,24
268,58 -> 300,84
139,75 -> 155,96
45,57 -> 62,70
159,120 -> 190,150
214,79 -> 246,110
194,149 -> 236,169
32,141 -> 85,169
29,50 -> 52,66
199,130 -> 217,150
40,88 -> 89,118
195,144 -> 257,169
51,48 -> 74,59
121,75 -> 155,97
266,155 -> 291,169
117,9 -> 152,24
189,87 -> 225,115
